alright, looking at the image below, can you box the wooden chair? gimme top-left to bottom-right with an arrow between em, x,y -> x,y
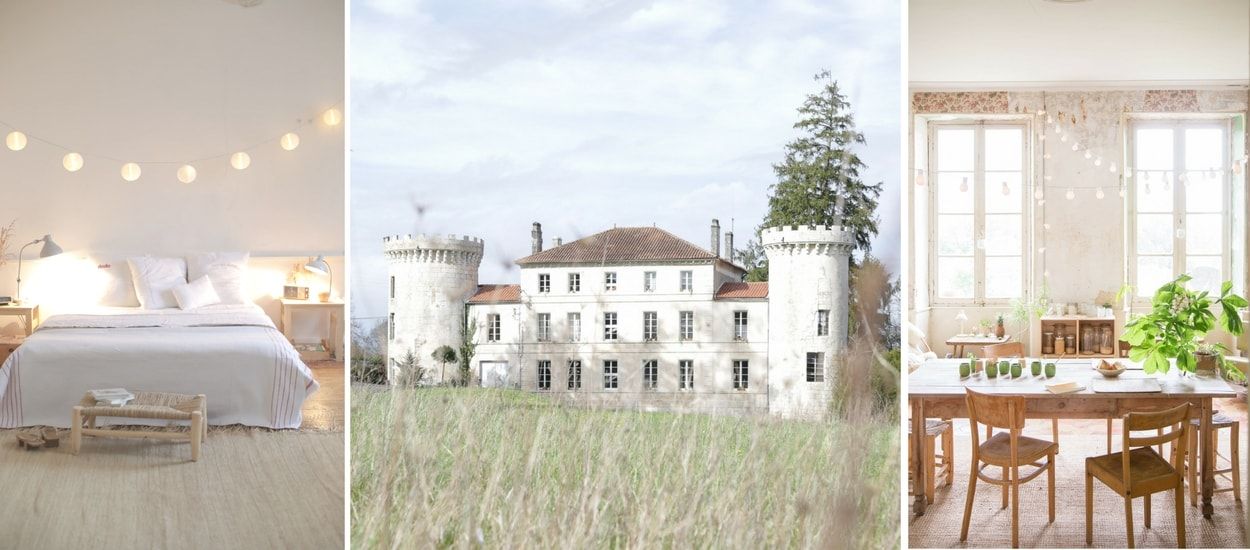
908,419 -> 954,504
1085,403 -> 1190,548
979,342 -> 1060,449
1181,412 -> 1240,506
960,390 -> 1057,549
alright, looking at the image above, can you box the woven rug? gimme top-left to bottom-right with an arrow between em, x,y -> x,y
909,432 -> 1247,548
0,429 -> 344,549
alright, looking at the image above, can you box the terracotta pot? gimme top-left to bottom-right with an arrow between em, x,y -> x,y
1194,353 -> 1219,377
995,324 -> 1005,338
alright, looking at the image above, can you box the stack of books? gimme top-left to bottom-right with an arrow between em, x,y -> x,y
88,388 -> 135,407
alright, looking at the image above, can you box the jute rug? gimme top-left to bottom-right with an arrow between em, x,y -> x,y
0,428 -> 344,549
909,432 -> 1247,548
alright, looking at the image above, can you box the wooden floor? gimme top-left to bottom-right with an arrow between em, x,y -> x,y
301,360 -> 344,431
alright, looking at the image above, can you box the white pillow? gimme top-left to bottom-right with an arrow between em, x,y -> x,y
127,256 -> 187,309
187,252 -> 250,305
96,259 -> 140,307
173,275 -> 221,310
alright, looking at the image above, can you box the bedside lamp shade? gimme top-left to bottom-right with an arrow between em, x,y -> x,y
303,256 -> 333,302
16,234 -> 64,304
955,309 -> 969,335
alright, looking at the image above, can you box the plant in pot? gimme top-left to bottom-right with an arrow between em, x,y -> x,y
1122,275 -> 1247,380
977,319 -> 993,337
994,314 -> 1005,338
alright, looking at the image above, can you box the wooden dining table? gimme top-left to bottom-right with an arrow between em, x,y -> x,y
909,358 -> 1242,520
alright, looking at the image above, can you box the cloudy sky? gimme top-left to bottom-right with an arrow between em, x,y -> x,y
350,0 -> 900,321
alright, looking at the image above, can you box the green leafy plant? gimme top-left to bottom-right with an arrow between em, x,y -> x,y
1123,276 -> 1247,379
1009,283 -> 1050,337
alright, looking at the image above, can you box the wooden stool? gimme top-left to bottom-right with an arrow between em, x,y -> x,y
1181,413 -> 1241,506
908,419 -> 954,504
71,391 -> 207,461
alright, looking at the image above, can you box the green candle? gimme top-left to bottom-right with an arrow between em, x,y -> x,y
1044,362 -> 1056,378
987,363 -> 998,378
1011,363 -> 1022,378
998,361 -> 1010,377
1031,361 -> 1042,376
959,362 -> 971,378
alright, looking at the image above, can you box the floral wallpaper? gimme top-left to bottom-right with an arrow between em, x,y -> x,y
911,91 -> 1008,114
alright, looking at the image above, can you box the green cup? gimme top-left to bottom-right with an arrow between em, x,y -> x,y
998,361 -> 1010,377
987,363 -> 998,378
959,362 -> 971,378
1031,361 -> 1042,376
1011,364 -> 1022,378
1044,362 -> 1056,378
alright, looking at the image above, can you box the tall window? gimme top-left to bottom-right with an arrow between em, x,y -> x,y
732,360 -> 749,390
604,271 -> 617,291
733,311 -> 748,341
679,311 -> 693,341
603,312 -> 618,341
643,312 -> 658,341
537,360 -> 551,390
603,360 -> 618,389
487,314 -> 501,342
388,313 -> 394,339
806,352 -> 825,382
536,313 -> 551,342
567,312 -> 581,342
389,276 -> 395,298
1130,120 -> 1232,296
643,360 -> 658,390
538,273 -> 551,293
644,271 -> 656,292
568,273 -> 580,293
567,360 -> 582,390
678,360 -> 693,390
932,123 -> 1025,301
816,310 -> 829,336
680,270 -> 693,292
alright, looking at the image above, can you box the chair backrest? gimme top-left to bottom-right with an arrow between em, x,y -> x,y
981,342 -> 1024,360
1121,403 -> 1190,475
965,389 -> 1027,434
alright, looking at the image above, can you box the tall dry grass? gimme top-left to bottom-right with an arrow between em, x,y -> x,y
351,385 -> 898,549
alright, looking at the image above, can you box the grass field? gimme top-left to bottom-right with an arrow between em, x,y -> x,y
351,387 -> 899,549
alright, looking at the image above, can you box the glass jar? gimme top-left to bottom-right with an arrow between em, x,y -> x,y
1065,334 -> 1077,354
1099,326 -> 1114,355
1042,331 -> 1054,354
1082,326 -> 1094,354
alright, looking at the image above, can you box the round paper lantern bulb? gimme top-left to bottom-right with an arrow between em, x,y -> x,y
230,152 -> 251,170
121,163 -> 141,182
1000,181 -> 1010,196
1124,167 -> 1133,178
1233,160 -> 1244,176
5,131 -> 27,151
62,152 -> 84,172
322,108 -> 343,126
1065,188 -> 1075,200
1095,188 -> 1105,199
959,176 -> 969,193
177,165 -> 197,184
1034,188 -> 1044,200
1119,187 -> 1126,198
914,169 -> 927,187
280,132 -> 300,151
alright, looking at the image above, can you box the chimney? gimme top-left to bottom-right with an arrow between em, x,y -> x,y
710,219 -> 721,257
724,231 -> 734,263
553,237 -> 563,247
531,222 -> 543,254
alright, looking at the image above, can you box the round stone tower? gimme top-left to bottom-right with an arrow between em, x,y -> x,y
384,233 -> 484,384
761,224 -> 855,418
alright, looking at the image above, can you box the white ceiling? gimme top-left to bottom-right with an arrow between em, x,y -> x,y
909,0 -> 1250,89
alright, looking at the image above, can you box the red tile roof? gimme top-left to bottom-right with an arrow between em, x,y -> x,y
714,282 -> 768,300
467,284 -> 521,304
516,227 -> 720,266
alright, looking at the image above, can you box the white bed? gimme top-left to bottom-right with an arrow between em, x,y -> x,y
0,304 -> 318,429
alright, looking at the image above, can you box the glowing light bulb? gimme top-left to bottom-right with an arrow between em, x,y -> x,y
1043,223 -> 1051,230
1036,109 -> 1045,116
280,132 -> 300,151
120,163 -> 141,182
230,152 -> 251,170
1178,172 -> 1188,186
1094,157 -> 1102,166
1043,269 -> 1050,278
1145,182 -> 1151,195
1118,187 -> 1126,198
1109,162 -> 1117,173
1175,228 -> 1186,239
1038,247 -> 1046,254
1039,134 -> 1046,141
1065,188 -> 1075,200
1072,143 -> 1080,151
177,165 -> 197,184
322,108 -> 343,126
5,131 -> 27,151
1234,159 -> 1245,176
1043,153 -> 1052,160
1046,115 -> 1054,124
959,176 -> 969,193
1034,188 -> 1044,200
1001,181 -> 1010,196
1095,187 -> 1105,199
914,169 -> 926,187
1124,167 -> 1132,178
1084,150 -> 1092,159
62,152 -> 83,172
1060,134 -> 1068,142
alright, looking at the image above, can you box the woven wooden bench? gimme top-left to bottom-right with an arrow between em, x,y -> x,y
70,391 -> 207,461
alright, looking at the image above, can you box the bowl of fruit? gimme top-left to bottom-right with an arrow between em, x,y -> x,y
1093,359 -> 1126,378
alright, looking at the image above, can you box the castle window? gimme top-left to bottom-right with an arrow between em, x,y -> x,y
680,270 -> 693,292
732,360 -> 749,390
487,314 -> 501,342
603,360 -> 618,390
679,311 -> 693,341
538,273 -> 550,293
643,360 -> 658,390
679,360 -> 693,390
604,271 -> 617,291
568,312 -> 581,342
388,313 -> 395,340
389,276 -> 395,298
643,271 -> 656,292
567,360 -> 582,390
817,309 -> 830,336
568,272 -> 580,293
603,312 -> 618,341
536,313 -> 551,342
537,360 -> 551,390
806,352 -> 825,382
643,312 -> 657,341
733,311 -> 748,341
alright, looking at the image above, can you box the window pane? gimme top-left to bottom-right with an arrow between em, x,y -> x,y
984,214 -> 1021,255
1184,128 -> 1223,171
985,256 -> 1021,299
936,172 -> 973,213
937,257 -> 973,299
937,128 -> 973,171
1136,174 -> 1174,213
936,214 -> 974,255
984,128 -> 1022,171
1185,214 -> 1222,255
1136,214 -> 1174,255
1185,176 -> 1222,213
1135,128 -> 1173,171
984,172 -> 1022,213
1185,256 -> 1222,295
1137,256 -> 1173,295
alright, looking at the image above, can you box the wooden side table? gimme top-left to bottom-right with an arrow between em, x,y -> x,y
944,334 -> 1010,358
0,303 -> 39,336
279,298 -> 344,361
0,336 -> 22,366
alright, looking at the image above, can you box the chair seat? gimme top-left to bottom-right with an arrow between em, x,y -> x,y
978,432 -> 1056,466
1086,447 -> 1181,495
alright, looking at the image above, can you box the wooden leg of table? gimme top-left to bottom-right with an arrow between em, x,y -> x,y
942,427 -> 954,487
199,395 -> 208,441
70,406 -> 82,455
1048,455 -> 1056,523
924,434 -> 936,504
1107,418 -> 1113,453
1231,425 -> 1241,502
1200,398 -> 1214,519
1085,470 -> 1094,545
190,411 -> 202,462
911,398 -> 927,517
1189,426 -> 1199,507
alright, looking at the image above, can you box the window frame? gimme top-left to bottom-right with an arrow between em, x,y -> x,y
538,273 -> 551,293
732,359 -> 749,391
567,312 -> 581,342
388,313 -> 394,340
816,309 -> 829,337
389,276 -> 395,298
568,272 -> 580,293
678,359 -> 693,391
643,311 -> 658,342
536,313 -> 551,342
679,270 -> 693,292
733,310 -> 748,341
537,360 -> 551,391
603,359 -> 618,390
643,271 -> 657,292
603,312 -> 618,341
486,314 -> 501,342
642,359 -> 658,391
806,352 -> 825,382
567,359 -> 582,390
604,271 -> 617,292
679,311 -> 694,341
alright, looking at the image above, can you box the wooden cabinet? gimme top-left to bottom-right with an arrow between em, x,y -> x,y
0,337 -> 22,366
1039,316 -> 1117,358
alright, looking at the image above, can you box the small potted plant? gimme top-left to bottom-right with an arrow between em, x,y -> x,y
978,319 -> 993,338
1123,275 -> 1247,380
994,314 -> 1005,338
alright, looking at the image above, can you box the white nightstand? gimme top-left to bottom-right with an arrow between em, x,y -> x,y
278,299 -> 344,361
0,303 -> 40,336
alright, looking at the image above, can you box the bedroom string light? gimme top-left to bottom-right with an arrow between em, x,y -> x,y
62,152 -> 83,172
280,132 -> 300,151
5,131 -> 26,151
230,152 -> 252,170
322,108 -> 342,126
120,163 -> 141,182
177,164 -> 197,184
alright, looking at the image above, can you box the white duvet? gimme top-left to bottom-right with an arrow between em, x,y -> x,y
0,305 -> 318,429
